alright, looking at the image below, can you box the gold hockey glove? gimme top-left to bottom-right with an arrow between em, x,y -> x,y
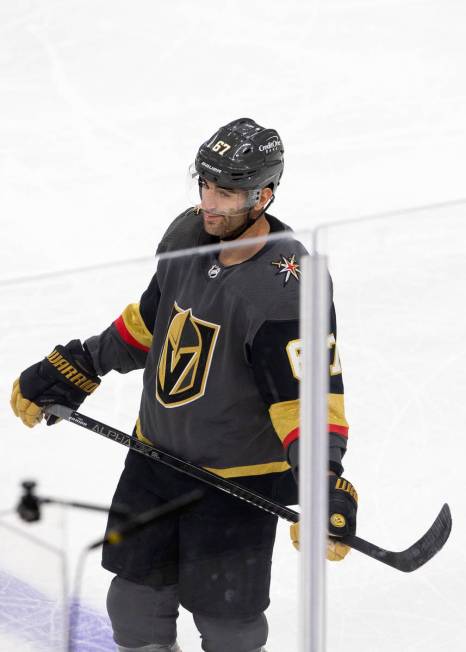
10,378 -> 43,428
289,522 -> 352,560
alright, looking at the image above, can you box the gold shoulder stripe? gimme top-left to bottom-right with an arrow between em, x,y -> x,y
121,303 -> 153,350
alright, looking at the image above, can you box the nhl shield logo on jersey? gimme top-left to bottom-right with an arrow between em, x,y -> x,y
208,264 -> 221,279
271,254 -> 301,285
156,302 -> 220,408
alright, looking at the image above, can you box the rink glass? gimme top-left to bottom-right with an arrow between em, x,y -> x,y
0,228 -> 309,651
1,201 -> 465,651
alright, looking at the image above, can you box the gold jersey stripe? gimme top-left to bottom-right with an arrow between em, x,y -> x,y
328,393 -> 349,429
269,395 -> 348,443
204,460 -> 290,478
135,419 -> 290,478
269,399 -> 300,443
121,303 -> 153,350
135,418 -> 153,445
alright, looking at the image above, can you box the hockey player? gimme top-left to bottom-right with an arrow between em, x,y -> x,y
10,118 -> 357,652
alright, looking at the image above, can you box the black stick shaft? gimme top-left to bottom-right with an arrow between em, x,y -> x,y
45,405 -> 452,572
46,404 -> 299,523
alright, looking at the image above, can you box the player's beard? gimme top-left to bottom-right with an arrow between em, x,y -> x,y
202,210 -> 250,240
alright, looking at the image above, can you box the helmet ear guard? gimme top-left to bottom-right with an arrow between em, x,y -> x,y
189,167 -> 264,214
246,187 -> 262,207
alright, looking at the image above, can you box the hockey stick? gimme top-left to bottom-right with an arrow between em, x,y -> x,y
45,404 -> 452,572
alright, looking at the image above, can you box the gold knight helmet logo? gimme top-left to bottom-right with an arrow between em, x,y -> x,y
156,302 -> 220,408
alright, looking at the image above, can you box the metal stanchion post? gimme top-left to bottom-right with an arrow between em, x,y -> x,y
299,252 -> 329,652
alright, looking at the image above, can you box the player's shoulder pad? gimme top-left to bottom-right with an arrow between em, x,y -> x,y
265,215 -> 334,304
156,207 -> 218,255
256,216 -> 306,292
231,215 -> 304,325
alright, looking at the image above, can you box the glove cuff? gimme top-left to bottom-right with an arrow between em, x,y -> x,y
46,344 -> 100,395
332,477 -> 358,505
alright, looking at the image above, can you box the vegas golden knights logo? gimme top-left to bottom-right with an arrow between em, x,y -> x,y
156,302 -> 221,408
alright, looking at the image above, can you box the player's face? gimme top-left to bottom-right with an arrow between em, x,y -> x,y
199,180 -> 251,239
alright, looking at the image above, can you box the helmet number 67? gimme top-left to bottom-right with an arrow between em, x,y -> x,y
212,140 -> 231,156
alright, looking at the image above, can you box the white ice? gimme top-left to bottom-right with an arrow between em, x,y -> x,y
1,1 -> 465,650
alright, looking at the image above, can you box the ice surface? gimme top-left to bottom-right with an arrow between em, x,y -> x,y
320,204 -> 466,651
1,1 -> 466,282
1,1 -> 465,650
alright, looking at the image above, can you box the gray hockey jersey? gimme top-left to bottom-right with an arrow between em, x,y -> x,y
85,209 -> 348,478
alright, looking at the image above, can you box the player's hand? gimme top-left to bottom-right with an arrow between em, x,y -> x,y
289,475 -> 358,561
290,521 -> 300,550
10,378 -> 43,427
327,475 -> 358,561
289,522 -> 353,560
10,340 -> 100,428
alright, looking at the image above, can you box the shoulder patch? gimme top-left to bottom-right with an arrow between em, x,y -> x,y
271,254 -> 301,285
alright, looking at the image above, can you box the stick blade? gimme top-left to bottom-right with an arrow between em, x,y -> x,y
345,503 -> 452,572
396,502 -> 453,572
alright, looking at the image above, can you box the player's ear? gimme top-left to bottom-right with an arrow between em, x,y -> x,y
255,186 -> 273,210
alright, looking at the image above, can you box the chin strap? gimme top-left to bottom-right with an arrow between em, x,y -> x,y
221,195 -> 275,241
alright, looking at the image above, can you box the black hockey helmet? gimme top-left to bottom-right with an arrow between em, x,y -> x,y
194,117 -> 284,193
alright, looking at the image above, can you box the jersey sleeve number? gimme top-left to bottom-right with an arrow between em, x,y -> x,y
327,333 -> 342,375
286,339 -> 301,380
286,335 -> 342,380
